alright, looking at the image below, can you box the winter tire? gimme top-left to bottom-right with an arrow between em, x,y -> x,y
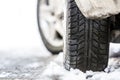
64,0 -> 110,72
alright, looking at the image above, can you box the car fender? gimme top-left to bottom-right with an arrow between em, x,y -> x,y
75,0 -> 120,19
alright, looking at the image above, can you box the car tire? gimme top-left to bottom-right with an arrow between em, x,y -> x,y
37,0 -> 63,54
64,0 -> 110,72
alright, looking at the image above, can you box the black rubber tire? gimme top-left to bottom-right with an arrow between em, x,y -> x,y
37,0 -> 63,54
64,0 -> 110,72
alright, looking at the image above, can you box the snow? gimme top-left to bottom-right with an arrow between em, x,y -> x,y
39,43 -> 120,80
0,0 -> 119,80
109,43 -> 120,57
40,53 -> 86,80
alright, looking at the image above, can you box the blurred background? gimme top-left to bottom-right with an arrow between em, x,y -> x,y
0,0 -> 52,79
0,0 -> 50,56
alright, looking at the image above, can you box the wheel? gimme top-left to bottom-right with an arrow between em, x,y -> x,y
64,0 -> 110,72
37,0 -> 64,54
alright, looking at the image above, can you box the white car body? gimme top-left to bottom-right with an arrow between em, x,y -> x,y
75,0 -> 120,19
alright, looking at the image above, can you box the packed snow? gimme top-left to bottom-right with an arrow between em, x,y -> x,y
39,43 -> 120,80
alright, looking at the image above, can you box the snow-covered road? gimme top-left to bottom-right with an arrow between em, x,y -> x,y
0,0 -> 120,80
